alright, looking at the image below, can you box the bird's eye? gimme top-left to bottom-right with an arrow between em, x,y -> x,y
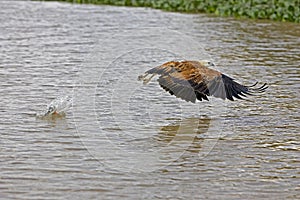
207,61 -> 215,66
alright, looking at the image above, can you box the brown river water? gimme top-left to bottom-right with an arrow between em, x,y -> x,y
0,1 -> 299,199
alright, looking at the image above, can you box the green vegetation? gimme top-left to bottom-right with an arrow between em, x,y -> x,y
40,0 -> 300,22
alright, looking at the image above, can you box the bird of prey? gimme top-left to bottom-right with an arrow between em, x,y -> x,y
138,60 -> 268,103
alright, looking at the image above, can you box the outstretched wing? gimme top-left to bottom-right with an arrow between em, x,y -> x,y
220,74 -> 268,101
146,61 -> 206,103
145,61 -> 268,102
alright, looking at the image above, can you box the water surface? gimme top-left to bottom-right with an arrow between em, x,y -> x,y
0,1 -> 299,199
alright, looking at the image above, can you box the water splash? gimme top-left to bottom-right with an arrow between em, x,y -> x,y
36,95 -> 72,119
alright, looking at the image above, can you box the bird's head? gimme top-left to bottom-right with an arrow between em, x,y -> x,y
199,60 -> 215,68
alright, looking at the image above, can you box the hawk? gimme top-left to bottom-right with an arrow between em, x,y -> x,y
138,60 -> 268,103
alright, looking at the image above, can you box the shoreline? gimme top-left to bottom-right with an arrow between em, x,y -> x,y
37,0 -> 299,23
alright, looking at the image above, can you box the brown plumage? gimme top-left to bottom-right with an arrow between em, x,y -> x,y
138,60 -> 268,103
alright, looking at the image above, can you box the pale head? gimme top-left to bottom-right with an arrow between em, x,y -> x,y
199,60 -> 215,67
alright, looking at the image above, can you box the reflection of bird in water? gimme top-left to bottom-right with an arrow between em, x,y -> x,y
154,117 -> 211,153
138,60 -> 268,103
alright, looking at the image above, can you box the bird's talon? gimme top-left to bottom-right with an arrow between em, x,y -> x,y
138,73 -> 148,81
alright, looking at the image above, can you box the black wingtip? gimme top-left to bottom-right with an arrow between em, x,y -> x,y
248,82 -> 268,93
245,81 -> 258,87
221,73 -> 268,100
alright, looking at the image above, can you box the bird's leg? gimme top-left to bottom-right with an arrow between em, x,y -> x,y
138,73 -> 148,81
138,73 -> 156,84
142,73 -> 156,85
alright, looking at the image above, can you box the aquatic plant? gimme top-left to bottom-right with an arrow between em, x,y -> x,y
39,0 -> 300,22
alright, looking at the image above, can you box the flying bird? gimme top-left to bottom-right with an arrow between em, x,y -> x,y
138,60 -> 268,103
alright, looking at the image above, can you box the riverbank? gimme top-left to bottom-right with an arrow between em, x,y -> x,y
39,0 -> 299,22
